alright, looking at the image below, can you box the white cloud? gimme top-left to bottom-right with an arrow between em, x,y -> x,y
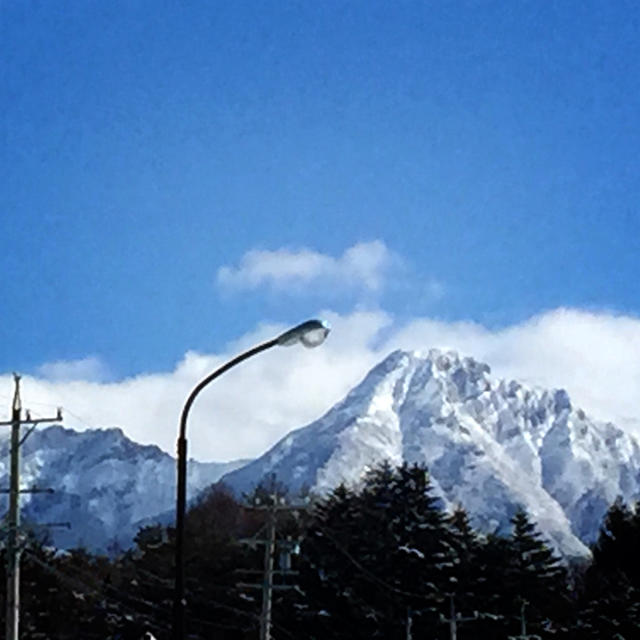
389,308 -> 640,430
36,356 -> 110,383
0,312 -> 387,462
216,240 -> 396,294
2,308 -> 639,463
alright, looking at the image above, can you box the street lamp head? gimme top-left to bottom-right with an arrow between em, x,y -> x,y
275,319 -> 331,348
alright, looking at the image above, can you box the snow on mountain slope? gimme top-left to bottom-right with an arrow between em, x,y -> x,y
0,425 -> 247,552
221,349 -> 640,556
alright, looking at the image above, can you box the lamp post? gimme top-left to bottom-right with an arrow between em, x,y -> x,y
173,319 -> 330,640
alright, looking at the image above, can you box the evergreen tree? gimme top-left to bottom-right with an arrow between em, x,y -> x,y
386,463 -> 452,629
577,498 -> 640,638
297,462 -> 455,639
298,482 -> 374,639
474,531 -> 513,637
591,497 -> 640,585
445,505 -> 489,632
503,509 -> 568,636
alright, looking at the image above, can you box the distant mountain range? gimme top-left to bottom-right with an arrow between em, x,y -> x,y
2,348 -> 640,556
0,425 -> 246,552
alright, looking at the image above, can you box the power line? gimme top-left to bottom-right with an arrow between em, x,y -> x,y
97,558 -> 294,638
311,523 -> 434,601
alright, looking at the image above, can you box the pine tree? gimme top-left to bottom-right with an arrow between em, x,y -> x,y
297,463 -> 456,639
577,498 -> 640,638
446,506 -> 485,617
299,482 -> 373,639
591,497 -> 640,584
387,464 -> 451,626
474,532 -> 513,637
503,509 -> 568,636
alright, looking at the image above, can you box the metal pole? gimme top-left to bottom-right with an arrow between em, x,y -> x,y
173,338 -> 278,640
6,374 -> 22,640
260,500 -> 276,640
173,433 -> 188,640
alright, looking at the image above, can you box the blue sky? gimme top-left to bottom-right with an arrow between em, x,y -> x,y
1,2 -> 640,459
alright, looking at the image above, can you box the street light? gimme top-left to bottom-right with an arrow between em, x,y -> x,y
173,319 -> 330,640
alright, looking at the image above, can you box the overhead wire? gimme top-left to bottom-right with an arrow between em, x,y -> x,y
23,549 -> 169,631
28,549 -> 287,637
311,522 -> 436,601
133,560 -> 297,638
23,550 -> 252,636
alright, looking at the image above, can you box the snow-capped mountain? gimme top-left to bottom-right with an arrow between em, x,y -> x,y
0,425 -> 246,552
3,349 -> 638,557
221,349 -> 640,557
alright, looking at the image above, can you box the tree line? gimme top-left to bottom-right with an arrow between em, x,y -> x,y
1,462 -> 639,639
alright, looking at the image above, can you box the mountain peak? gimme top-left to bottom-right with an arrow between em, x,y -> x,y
222,347 -> 640,557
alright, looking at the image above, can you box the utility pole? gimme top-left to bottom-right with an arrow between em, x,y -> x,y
405,607 -> 413,640
237,497 -> 304,640
1,374 -> 62,640
259,504 -> 276,640
508,600 -> 541,640
439,594 -> 479,640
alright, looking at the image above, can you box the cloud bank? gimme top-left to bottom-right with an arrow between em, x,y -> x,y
1,308 -> 639,462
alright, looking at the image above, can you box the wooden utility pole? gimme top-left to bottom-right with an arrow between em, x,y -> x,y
1,374 -> 62,640
4,374 -> 22,640
405,607 -> 413,640
259,505 -> 277,640
508,600 -> 542,640
237,498 -> 304,640
439,595 -> 479,640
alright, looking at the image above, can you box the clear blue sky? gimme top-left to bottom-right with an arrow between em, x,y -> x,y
2,0 -> 639,380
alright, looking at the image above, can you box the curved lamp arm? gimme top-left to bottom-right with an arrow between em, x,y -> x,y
178,337 -> 278,442
179,318 -> 331,440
